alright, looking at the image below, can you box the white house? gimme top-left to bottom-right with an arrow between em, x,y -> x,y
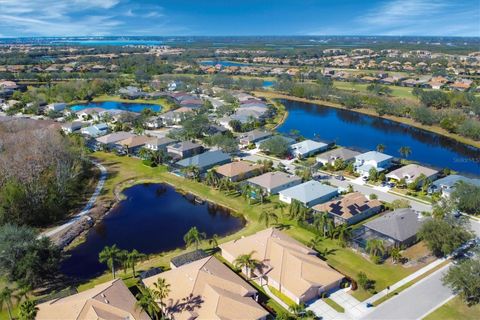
354,151 -> 393,176
61,121 -> 83,133
47,103 -> 67,112
290,140 -> 328,158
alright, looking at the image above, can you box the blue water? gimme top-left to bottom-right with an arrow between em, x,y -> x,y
70,101 -> 162,113
200,60 -> 249,67
278,99 -> 480,177
61,183 -> 244,279
263,80 -> 275,87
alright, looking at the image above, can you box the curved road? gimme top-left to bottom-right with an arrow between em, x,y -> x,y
42,161 -> 107,238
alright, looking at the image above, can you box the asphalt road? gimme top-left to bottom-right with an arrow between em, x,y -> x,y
362,264 -> 454,320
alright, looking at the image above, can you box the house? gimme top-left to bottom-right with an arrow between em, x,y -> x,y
238,130 -> 273,147
76,107 -> 106,121
145,116 -> 162,129
176,150 -> 231,173
279,180 -> 338,207
247,171 -> 302,195
61,121 -> 83,134
313,192 -> 382,225
430,174 -> 480,198
47,102 -> 67,112
145,137 -> 176,151
316,148 -> 360,166
167,141 -> 203,159
256,135 -> 296,149
215,160 -> 263,182
220,228 -> 344,304
117,135 -> 151,155
290,139 -> 329,159
169,249 -> 210,269
36,279 -> 150,320
119,86 -> 145,99
386,164 -> 439,186
354,151 -> 393,176
143,256 -> 269,320
96,132 -> 137,150
81,123 -> 109,138
362,208 -> 426,247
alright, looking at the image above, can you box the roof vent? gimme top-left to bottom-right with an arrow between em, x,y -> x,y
104,299 -> 109,304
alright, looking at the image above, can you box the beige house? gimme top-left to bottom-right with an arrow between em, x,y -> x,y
220,228 -> 344,304
142,256 -> 269,320
215,160 -> 263,182
386,164 -> 439,186
36,279 -> 151,320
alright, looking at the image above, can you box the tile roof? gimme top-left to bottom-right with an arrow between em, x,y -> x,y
215,160 -> 263,178
247,171 -> 301,189
37,279 -> 151,320
313,192 -> 382,219
365,208 -> 426,242
279,180 -> 338,203
386,164 -> 438,181
176,150 -> 231,169
143,256 -> 268,320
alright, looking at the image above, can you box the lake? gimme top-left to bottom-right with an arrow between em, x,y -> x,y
70,101 -> 162,113
61,183 -> 245,279
278,99 -> 480,177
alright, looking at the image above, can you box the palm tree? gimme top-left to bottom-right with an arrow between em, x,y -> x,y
153,277 -> 171,308
234,251 -> 260,279
183,226 -> 206,250
127,249 -> 147,277
274,201 -> 287,216
0,287 -> 18,320
366,239 -> 385,258
136,286 -> 161,320
336,224 -> 352,246
313,212 -> 329,236
390,247 -> 403,264
254,186 -> 265,203
205,170 -> 219,188
376,144 -> 386,153
308,235 -> 323,249
289,303 -> 306,317
259,210 -> 278,227
240,184 -> 252,201
399,146 -> 412,159
99,245 -> 122,279
326,218 -> 336,239
138,147 -> 151,161
18,299 -> 38,320
209,234 -> 219,249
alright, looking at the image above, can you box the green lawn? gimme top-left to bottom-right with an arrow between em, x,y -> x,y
268,286 -> 296,307
78,152 -> 430,304
323,297 -> 345,313
423,297 -> 480,320
333,81 -> 418,100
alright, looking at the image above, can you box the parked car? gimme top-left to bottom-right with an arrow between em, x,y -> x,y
335,175 -> 345,181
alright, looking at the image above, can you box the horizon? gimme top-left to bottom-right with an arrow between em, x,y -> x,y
0,0 -> 478,38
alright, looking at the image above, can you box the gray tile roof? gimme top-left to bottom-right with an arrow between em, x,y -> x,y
365,208 -> 425,242
432,174 -> 480,189
247,171 -> 301,189
317,148 -> 360,162
355,151 -> 393,163
176,150 -> 230,169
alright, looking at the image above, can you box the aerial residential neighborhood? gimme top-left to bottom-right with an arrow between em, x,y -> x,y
0,1 -> 479,320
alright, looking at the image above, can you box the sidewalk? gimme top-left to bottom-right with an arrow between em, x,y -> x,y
364,257 -> 449,304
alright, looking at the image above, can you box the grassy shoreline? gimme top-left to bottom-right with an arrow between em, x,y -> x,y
253,91 -> 480,149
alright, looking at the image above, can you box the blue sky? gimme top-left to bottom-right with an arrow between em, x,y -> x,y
0,0 -> 478,37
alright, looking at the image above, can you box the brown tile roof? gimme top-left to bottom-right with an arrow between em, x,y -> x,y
143,256 -> 268,320
215,160 -> 263,179
312,192 -> 382,219
118,135 -> 151,148
247,171 -> 301,190
220,228 -> 344,299
36,279 -> 151,320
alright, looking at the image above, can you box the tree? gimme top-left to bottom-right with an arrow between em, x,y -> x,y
357,272 -> 374,290
390,247 -> 403,264
18,299 -> 38,320
234,251 -> 260,279
0,224 -> 62,288
335,224 -> 352,247
153,277 -> 171,308
136,286 -> 161,320
443,258 -> 480,306
183,227 -> 206,250
274,202 -> 288,216
259,211 -> 278,227
366,239 -> 385,261
127,249 -> 147,277
0,287 -> 18,320
313,212 -> 330,236
259,136 -> 291,157
391,199 -> 411,209
368,167 -> 378,182
209,234 -> 219,249
399,146 -> 412,159
99,245 -> 122,279
205,170 -> 219,188
451,181 -> 480,215
418,219 -> 473,257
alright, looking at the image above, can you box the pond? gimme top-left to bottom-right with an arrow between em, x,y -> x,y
278,99 -> 480,177
70,101 -> 162,113
61,183 -> 245,279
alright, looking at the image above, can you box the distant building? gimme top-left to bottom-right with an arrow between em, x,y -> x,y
430,174 -> 480,198
61,121 -> 83,134
47,102 -> 67,112
215,160 -> 263,182
247,171 -> 302,195
290,139 -> 329,159
316,148 -> 360,166
386,164 -> 439,186
175,150 -> 231,173
354,151 -> 393,176
167,141 -> 203,159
